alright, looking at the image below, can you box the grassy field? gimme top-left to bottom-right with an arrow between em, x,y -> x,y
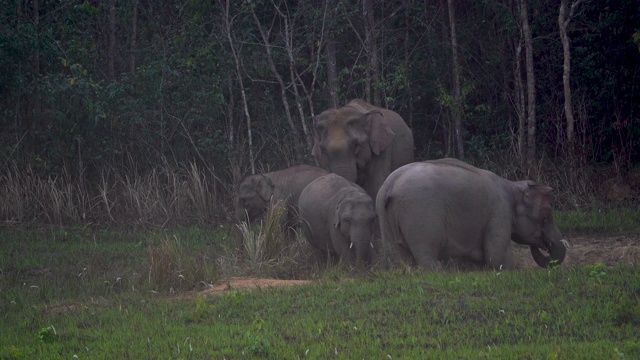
1,209 -> 639,359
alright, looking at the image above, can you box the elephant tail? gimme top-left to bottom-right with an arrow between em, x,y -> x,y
377,186 -> 404,251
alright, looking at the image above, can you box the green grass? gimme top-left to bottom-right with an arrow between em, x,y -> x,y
1,215 -> 639,359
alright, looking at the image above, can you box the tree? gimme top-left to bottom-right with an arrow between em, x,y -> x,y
519,0 -> 537,168
447,0 -> 464,159
362,0 -> 381,105
558,0 -> 586,159
249,3 -> 303,154
223,0 -> 255,174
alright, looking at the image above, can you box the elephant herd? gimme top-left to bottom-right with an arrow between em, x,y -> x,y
235,99 -> 568,271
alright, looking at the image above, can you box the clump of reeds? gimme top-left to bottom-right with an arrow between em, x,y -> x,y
148,234 -> 218,292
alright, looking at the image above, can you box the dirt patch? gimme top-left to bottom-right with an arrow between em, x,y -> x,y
198,277 -> 314,297
514,233 -> 640,269
197,234 -> 640,297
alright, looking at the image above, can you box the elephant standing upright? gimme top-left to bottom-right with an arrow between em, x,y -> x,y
298,174 -> 377,266
312,99 -> 414,202
376,158 -> 567,271
235,165 -> 328,248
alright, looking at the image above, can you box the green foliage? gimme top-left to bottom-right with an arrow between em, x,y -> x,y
37,326 -> 57,344
586,263 -> 607,283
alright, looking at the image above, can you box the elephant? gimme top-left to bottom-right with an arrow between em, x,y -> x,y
234,165 -> 328,249
376,158 -> 568,271
312,99 -> 414,202
298,173 -> 377,266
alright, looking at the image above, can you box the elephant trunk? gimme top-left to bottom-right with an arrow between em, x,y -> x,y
350,227 -> 373,266
531,223 -> 567,268
329,160 -> 358,184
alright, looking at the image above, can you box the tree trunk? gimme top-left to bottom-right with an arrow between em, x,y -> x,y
514,39 -> 526,158
447,0 -> 464,159
31,0 -> 41,157
326,38 -> 339,108
362,0 -> 380,105
226,75 -> 235,147
223,0 -> 254,174
275,4 -> 313,150
520,0 -> 537,168
558,0 -> 584,159
108,0 -> 116,82
249,5 -> 302,155
130,0 -> 138,75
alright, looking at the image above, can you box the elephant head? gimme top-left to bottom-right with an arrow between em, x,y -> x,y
330,192 -> 377,266
235,174 -> 274,223
512,182 -> 567,268
312,102 -> 395,185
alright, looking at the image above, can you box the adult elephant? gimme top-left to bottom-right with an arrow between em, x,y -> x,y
376,158 -> 567,271
312,99 -> 414,201
235,165 -> 328,248
298,174 -> 376,266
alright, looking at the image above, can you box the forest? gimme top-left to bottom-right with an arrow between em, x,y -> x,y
1,0 -> 639,226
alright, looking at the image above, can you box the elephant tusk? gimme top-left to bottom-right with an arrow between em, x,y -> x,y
350,242 -> 353,249
560,239 -> 570,248
370,242 -> 374,248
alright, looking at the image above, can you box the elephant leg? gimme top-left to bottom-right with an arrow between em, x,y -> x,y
483,223 -> 515,270
396,243 -> 416,266
399,217 -> 443,272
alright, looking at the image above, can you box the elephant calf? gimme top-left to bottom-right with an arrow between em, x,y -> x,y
298,174 -> 377,266
235,165 -> 328,249
376,158 -> 567,271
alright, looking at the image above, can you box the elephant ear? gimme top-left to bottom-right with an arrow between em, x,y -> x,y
523,184 -> 554,224
367,111 -> 395,155
250,175 -> 275,202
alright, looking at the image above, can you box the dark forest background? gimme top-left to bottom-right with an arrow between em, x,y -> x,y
1,0 -> 639,227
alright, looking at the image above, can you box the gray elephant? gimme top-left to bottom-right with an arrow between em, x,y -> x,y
312,99 -> 414,202
298,174 -> 377,266
235,165 -> 328,247
376,158 -> 567,271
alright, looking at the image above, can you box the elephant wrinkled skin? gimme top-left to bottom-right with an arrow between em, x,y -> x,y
312,99 -> 414,202
298,174 -> 377,266
376,158 -> 567,271
235,165 -> 328,249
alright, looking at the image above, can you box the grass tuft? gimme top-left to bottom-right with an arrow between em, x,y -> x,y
147,234 -> 218,292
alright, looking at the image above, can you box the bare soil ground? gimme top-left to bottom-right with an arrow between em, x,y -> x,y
199,278 -> 314,297
513,233 -> 640,269
202,233 -> 640,297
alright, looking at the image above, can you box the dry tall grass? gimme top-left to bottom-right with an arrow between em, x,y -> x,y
0,161 -> 226,226
232,199 -> 316,279
148,234 -> 218,291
